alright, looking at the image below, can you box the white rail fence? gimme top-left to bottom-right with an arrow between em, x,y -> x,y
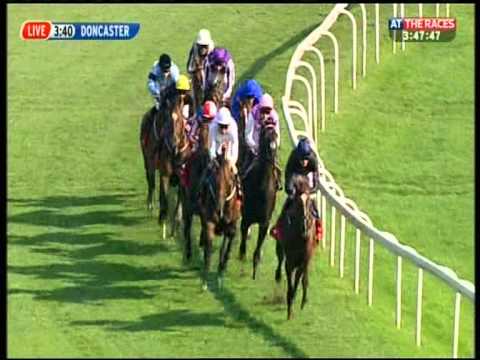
281,3 -> 474,357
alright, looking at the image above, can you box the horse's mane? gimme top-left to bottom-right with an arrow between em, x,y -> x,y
259,126 -> 277,158
291,174 -> 311,196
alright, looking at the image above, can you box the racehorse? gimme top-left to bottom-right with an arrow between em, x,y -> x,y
180,118 -> 211,261
140,104 -> 168,212
274,175 -> 318,320
239,124 -> 280,280
198,150 -> 242,289
191,57 -> 205,115
204,67 -> 227,109
158,95 -> 191,223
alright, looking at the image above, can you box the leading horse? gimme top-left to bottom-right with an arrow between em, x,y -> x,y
274,175 -> 319,320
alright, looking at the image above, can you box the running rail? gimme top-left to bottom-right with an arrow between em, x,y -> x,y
282,4 -> 473,357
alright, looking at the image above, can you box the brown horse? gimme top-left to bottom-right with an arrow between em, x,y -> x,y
274,175 -> 318,320
198,150 -> 242,289
204,67 -> 227,109
239,124 -> 280,280
191,56 -> 206,115
180,117 -> 211,261
140,92 -> 192,226
140,104 -> 169,212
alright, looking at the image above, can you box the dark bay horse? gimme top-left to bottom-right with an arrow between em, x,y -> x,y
180,118 -> 211,261
239,124 -> 280,280
274,175 -> 318,320
198,151 -> 242,289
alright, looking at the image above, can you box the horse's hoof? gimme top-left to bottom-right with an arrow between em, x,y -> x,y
217,275 -> 224,289
158,211 -> 167,222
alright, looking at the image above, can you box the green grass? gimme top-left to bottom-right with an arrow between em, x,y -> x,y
7,4 -> 474,358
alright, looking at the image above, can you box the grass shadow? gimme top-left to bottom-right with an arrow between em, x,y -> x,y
8,260 -> 193,304
8,193 -> 139,209
70,309 -> 225,332
8,209 -> 143,228
9,232 -> 169,258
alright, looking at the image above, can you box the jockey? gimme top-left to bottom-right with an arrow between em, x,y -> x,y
147,53 -> 180,111
245,93 -> 280,156
270,137 -> 323,243
172,74 -> 195,129
186,29 -> 215,77
231,79 -> 264,123
209,107 -> 239,167
204,47 -> 235,107
188,100 -> 217,151
242,93 -> 282,190
206,106 -> 243,197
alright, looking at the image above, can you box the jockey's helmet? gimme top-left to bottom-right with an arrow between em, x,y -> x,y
202,101 -> 217,120
196,29 -> 212,46
216,107 -> 233,126
244,80 -> 262,98
259,93 -> 274,111
210,47 -> 230,67
159,54 -> 172,71
176,75 -> 191,91
296,137 -> 312,159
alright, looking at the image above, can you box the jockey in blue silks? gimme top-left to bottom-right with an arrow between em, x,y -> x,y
231,79 -> 264,123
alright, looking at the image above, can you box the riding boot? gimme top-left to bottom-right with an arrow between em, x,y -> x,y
310,201 -> 323,244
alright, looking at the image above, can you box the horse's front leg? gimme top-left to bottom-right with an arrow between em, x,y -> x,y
252,222 -> 269,280
275,239 -> 284,283
218,223 -> 236,277
239,218 -> 250,261
171,187 -> 183,236
183,198 -> 193,261
144,152 -> 156,212
158,172 -> 170,224
202,221 -> 215,290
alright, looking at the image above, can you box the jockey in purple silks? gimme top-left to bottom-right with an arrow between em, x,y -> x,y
204,47 -> 235,107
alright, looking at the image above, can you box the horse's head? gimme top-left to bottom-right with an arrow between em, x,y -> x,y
197,118 -> 211,151
165,97 -> 188,160
205,65 -> 226,108
289,175 -> 314,239
241,96 -> 256,114
209,150 -> 236,220
259,124 -> 278,162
